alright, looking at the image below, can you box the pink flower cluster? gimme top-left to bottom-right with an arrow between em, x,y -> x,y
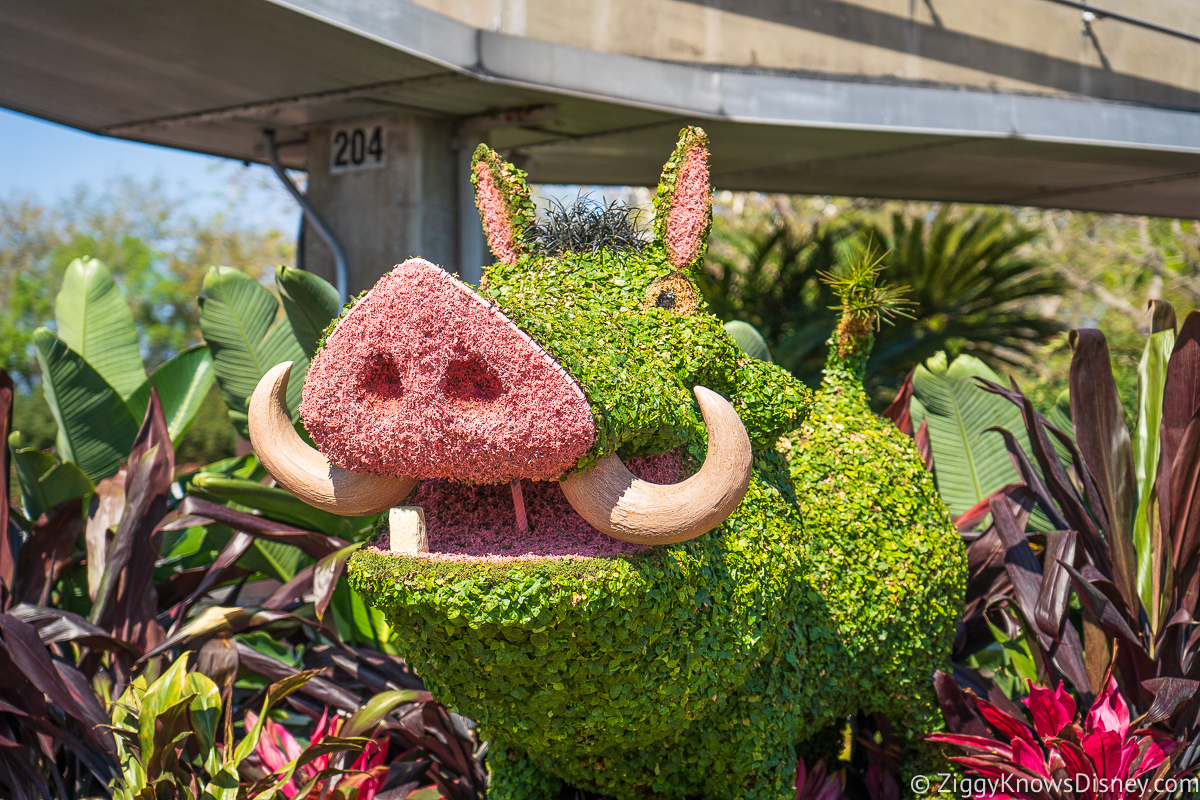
249,708 -> 388,800
930,678 -> 1177,800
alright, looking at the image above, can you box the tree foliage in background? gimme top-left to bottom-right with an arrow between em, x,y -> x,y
703,200 -> 1069,405
1,177 -> 293,462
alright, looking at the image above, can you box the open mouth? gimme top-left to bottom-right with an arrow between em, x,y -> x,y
407,451 -> 684,562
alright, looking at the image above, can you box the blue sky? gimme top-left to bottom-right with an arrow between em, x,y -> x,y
0,106 -> 651,237
0,107 -> 300,232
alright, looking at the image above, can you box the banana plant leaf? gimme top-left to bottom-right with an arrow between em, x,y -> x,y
127,345 -> 215,446
55,258 -> 146,401
199,266 -> 307,438
34,327 -> 141,483
910,352 -> 1036,519
276,265 -> 342,358
8,437 -> 94,522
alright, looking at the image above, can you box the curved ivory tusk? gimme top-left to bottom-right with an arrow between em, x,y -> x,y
248,362 -> 418,515
560,386 -> 752,544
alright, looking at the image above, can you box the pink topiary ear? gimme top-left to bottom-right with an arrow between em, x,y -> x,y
471,145 -> 535,266
653,127 -> 712,271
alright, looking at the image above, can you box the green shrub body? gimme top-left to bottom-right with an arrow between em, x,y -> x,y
348,132 -> 965,798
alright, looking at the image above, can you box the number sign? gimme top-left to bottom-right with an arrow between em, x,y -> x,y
330,126 -> 385,174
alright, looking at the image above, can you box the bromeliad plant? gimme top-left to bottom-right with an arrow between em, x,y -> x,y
931,677 -> 1187,797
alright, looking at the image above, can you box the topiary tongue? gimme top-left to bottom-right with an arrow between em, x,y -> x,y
300,258 -> 595,484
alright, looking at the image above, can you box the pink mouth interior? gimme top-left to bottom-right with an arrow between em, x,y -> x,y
411,451 -> 685,562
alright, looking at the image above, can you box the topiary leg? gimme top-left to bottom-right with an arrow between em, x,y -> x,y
486,741 -> 563,800
702,737 -> 797,800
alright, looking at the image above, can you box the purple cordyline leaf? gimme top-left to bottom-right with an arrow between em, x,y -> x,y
1158,312 -> 1200,536
1139,677 -> 1199,728
1059,560 -> 1157,693
0,742 -> 51,800
155,564 -> 251,608
343,646 -> 426,692
881,368 -> 916,437
179,496 -> 347,559
955,483 -> 1033,533
0,369 -> 13,596
980,378 -> 1112,565
90,392 -> 173,656
262,563 -> 315,610
236,640 -> 362,711
167,530 -> 255,633
1069,329 -> 1140,617
15,498 -> 83,607
0,615 -> 86,722
958,524 -> 1016,657
314,542 -> 363,622
990,494 -> 1046,619
6,603 -> 140,658
85,471 -> 125,602
1037,530 -> 1077,640
112,393 -> 173,650
0,641 -> 47,723
952,663 -> 1028,720
1166,409 -> 1200,601
51,659 -> 116,754
197,635 -> 239,690
987,427 -> 1071,531
934,669 -> 994,738
990,496 -> 1090,693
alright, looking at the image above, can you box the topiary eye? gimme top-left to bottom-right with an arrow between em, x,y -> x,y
643,272 -> 699,315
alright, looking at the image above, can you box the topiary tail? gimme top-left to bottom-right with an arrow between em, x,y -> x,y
819,244 -> 911,389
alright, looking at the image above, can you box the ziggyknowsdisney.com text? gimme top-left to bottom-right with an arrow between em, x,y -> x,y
910,773 -> 1200,797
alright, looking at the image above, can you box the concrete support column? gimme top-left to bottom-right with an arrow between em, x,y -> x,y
303,113 -> 488,295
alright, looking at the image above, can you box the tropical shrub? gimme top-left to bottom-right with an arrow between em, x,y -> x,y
702,206 -> 1066,405
887,302 -> 1200,770
20,257 -> 214,486
107,655 -> 366,800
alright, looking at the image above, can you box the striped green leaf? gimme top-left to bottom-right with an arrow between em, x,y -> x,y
55,258 -> 146,400
276,265 -> 341,358
127,344 -> 215,446
912,352 -> 1033,519
199,267 -> 306,438
34,327 -> 141,482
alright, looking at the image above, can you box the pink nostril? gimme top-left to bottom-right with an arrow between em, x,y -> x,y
441,356 -> 503,405
357,352 -> 404,410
